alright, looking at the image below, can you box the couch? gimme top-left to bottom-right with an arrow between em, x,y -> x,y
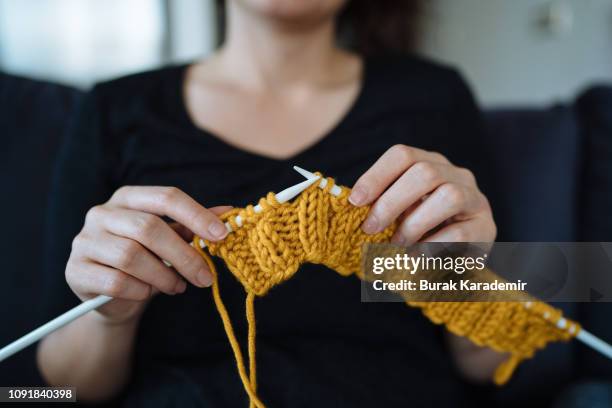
0,73 -> 82,386
479,87 -> 612,406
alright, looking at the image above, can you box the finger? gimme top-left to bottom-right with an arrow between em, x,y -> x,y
349,145 -> 449,206
421,217 -> 493,243
395,201 -> 422,225
67,261 -> 153,301
94,208 -> 213,288
77,231 -> 187,295
108,186 -> 229,241
362,162 -> 470,234
391,183 -> 482,244
169,206 -> 233,242
210,205 -> 233,216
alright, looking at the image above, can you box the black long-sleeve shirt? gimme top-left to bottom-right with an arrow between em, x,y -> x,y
43,54 -> 488,407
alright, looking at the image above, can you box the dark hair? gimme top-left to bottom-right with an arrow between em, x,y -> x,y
338,0 -> 423,55
215,0 -> 423,55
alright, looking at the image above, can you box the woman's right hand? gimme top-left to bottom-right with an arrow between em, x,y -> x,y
66,186 -> 232,325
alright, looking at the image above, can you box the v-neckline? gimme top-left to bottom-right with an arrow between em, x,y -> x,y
174,58 -> 371,164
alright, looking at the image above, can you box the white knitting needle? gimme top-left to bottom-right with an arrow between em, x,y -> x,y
576,330 -> 612,359
198,175 -> 321,248
525,303 -> 612,360
293,166 -> 342,196
294,166 -> 612,361
0,174 -> 321,363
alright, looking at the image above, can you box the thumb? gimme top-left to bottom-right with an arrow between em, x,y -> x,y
169,206 -> 233,241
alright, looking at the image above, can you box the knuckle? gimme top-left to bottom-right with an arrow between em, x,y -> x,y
71,233 -> 87,251
103,273 -> 129,298
159,274 -> 180,293
132,213 -> 160,239
134,285 -> 153,301
414,162 -> 439,183
440,184 -> 465,208
390,144 -> 413,164
458,167 -> 476,183
479,192 -> 492,211
189,209 -> 210,233
373,198 -> 390,218
452,227 -> 470,242
85,205 -> 104,225
430,151 -> 449,163
111,186 -> 130,201
404,218 -> 425,238
488,221 -> 498,241
175,250 -> 202,277
158,186 -> 182,206
115,240 -> 140,270
65,258 -> 80,283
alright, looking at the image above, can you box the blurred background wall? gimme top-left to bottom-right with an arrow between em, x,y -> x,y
418,0 -> 612,105
0,0 -> 217,87
0,0 -> 167,87
0,0 -> 610,105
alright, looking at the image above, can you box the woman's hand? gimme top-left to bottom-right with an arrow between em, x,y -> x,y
350,145 -> 502,382
67,186 -> 231,325
349,144 -> 496,244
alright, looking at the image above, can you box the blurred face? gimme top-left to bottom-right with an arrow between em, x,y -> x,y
233,0 -> 347,25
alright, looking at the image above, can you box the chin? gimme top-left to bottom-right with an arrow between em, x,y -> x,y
235,0 -> 346,23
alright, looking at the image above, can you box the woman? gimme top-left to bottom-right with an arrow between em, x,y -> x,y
38,0 -> 501,406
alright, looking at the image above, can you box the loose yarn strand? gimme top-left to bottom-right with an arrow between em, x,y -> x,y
193,243 -> 266,408
247,292 -> 257,408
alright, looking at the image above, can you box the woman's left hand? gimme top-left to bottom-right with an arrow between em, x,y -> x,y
349,144 -> 496,244
350,144 -> 502,382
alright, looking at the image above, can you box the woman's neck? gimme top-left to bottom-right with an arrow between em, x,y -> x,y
213,2 -> 349,91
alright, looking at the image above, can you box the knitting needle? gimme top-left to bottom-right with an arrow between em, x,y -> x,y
577,330 -> 612,359
198,175 -> 321,248
0,174 -> 321,363
0,295 -> 113,362
293,166 -> 343,196
525,303 -> 612,360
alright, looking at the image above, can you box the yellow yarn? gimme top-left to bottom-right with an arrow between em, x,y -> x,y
193,173 -> 580,406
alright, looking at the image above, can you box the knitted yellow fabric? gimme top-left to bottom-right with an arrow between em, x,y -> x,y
192,174 -> 579,407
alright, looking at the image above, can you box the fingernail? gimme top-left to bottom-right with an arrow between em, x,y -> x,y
349,186 -> 367,206
175,279 -> 187,294
208,221 -> 228,240
362,215 -> 380,234
197,269 -> 213,287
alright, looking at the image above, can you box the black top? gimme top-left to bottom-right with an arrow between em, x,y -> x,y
43,55 -> 487,407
